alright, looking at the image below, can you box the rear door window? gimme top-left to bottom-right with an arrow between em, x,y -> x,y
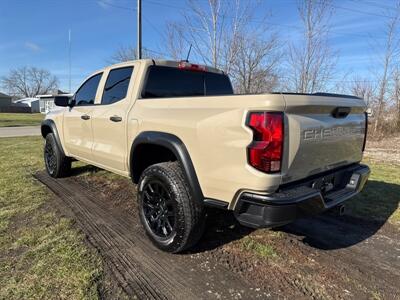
102,67 -> 133,105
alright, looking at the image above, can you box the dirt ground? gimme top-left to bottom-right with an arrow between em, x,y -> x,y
35,172 -> 271,299
365,136 -> 400,165
35,161 -> 400,300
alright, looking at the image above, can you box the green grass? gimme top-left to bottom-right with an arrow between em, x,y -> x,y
0,113 -> 44,127
0,136 -> 398,298
240,236 -> 278,258
371,290 -> 383,300
346,159 -> 400,226
0,136 -> 102,300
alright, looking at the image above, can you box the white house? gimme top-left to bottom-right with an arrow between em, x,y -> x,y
36,92 -> 73,114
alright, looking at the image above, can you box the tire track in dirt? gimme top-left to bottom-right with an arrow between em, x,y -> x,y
284,216 -> 400,298
36,173 -> 174,299
34,172 -> 269,299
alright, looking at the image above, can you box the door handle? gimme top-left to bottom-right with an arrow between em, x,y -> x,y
81,114 -> 90,120
109,115 -> 122,122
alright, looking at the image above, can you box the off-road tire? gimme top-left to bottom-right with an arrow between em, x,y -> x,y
44,133 -> 71,178
137,161 -> 205,253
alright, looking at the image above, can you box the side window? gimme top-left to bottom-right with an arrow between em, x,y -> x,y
101,67 -> 133,105
74,73 -> 102,106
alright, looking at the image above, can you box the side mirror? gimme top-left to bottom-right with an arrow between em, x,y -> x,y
54,96 -> 72,107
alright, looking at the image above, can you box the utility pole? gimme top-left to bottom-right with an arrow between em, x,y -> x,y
137,0 -> 142,59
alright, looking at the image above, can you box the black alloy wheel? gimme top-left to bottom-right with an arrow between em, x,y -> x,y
44,138 -> 57,175
141,180 -> 176,239
43,133 -> 71,178
137,162 -> 205,253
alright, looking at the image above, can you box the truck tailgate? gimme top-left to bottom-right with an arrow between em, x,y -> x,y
281,94 -> 367,184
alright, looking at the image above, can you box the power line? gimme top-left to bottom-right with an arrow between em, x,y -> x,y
95,0 -> 167,58
142,14 -> 164,37
144,0 -> 386,39
329,3 -> 390,18
94,0 -> 390,41
97,0 -> 136,11
143,47 -> 170,57
346,0 -> 398,11
147,0 -> 392,18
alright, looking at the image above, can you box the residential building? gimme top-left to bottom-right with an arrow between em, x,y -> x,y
0,92 -> 12,107
13,98 -> 40,113
37,90 -> 72,113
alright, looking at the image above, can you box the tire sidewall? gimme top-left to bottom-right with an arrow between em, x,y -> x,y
44,133 -> 60,177
138,165 -> 189,252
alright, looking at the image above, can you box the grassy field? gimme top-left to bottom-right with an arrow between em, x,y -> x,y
0,135 -> 398,299
0,113 -> 44,127
0,136 -> 101,300
347,158 -> 400,226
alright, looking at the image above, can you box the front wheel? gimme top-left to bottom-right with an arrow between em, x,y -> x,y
137,162 -> 204,253
44,133 -> 71,178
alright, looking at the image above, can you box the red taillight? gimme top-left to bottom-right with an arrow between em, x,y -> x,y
246,112 -> 284,173
178,61 -> 207,72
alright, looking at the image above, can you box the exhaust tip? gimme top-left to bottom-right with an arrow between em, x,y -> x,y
330,204 -> 346,216
339,205 -> 346,216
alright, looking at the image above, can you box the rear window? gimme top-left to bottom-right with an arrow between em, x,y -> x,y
141,65 -> 233,98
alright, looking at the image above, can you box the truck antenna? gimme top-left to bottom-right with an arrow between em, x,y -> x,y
185,44 -> 192,62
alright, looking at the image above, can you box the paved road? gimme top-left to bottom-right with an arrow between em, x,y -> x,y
0,126 -> 41,138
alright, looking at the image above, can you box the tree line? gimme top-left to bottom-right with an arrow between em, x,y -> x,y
2,0 -> 399,135
111,0 -> 400,135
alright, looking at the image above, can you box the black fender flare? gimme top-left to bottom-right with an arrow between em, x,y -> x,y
41,119 -> 66,156
130,131 -> 204,204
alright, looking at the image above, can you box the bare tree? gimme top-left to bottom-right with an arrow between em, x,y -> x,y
165,22 -> 188,61
373,6 -> 400,133
108,46 -> 137,64
231,33 -> 281,94
1,67 -> 58,98
392,68 -> 400,129
349,78 -> 376,107
166,0 -> 281,93
286,0 -> 337,93
166,0 -> 245,71
107,46 -> 153,64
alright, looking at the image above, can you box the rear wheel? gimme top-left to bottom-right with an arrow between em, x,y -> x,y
137,162 -> 204,253
44,133 -> 71,178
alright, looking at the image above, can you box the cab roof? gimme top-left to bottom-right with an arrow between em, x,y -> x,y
107,59 -> 225,75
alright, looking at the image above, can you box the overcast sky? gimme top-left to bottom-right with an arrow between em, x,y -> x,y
0,0 -> 398,92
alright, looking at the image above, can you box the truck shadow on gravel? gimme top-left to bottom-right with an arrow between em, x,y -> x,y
68,165 -> 400,253
194,180 -> 399,252
191,208 -> 255,253
281,180 -> 400,250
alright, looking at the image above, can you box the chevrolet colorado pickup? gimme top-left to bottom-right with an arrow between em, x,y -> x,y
41,59 -> 370,253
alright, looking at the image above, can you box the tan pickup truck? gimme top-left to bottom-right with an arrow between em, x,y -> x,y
41,59 -> 370,253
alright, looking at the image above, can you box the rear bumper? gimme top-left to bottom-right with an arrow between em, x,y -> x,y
234,164 -> 370,228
